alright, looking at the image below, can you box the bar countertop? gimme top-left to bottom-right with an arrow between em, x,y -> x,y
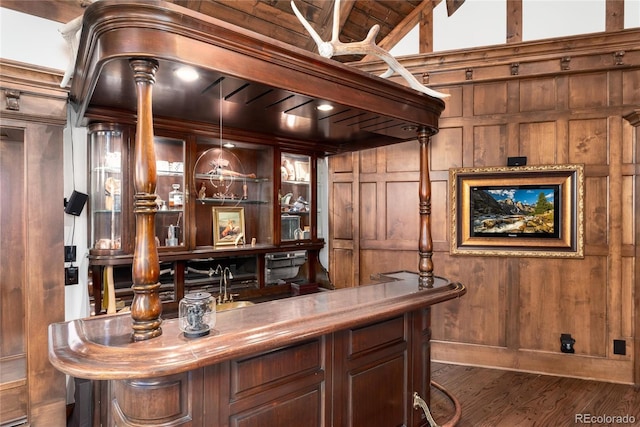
49,272 -> 465,380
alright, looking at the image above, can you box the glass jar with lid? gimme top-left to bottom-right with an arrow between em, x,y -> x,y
179,292 -> 216,338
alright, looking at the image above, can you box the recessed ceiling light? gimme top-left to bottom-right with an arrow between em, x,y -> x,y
316,103 -> 334,112
175,66 -> 199,82
223,142 -> 235,148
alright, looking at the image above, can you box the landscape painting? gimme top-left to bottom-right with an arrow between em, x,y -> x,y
450,164 -> 585,258
470,185 -> 559,239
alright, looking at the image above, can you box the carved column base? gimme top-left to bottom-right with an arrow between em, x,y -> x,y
131,281 -> 163,341
418,251 -> 434,289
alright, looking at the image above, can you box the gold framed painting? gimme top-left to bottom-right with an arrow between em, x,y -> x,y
212,207 -> 245,246
450,164 -> 584,258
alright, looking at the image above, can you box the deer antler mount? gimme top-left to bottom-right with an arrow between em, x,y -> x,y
291,0 -> 449,99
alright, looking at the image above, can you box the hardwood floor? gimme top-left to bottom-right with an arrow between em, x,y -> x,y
430,362 -> 640,427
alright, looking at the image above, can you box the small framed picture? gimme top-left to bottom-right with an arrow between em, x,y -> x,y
212,207 -> 245,246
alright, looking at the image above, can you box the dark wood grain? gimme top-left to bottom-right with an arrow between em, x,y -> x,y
49,272 -> 464,380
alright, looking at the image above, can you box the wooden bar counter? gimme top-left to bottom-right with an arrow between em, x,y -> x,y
50,272 -> 464,426
52,2 -> 460,425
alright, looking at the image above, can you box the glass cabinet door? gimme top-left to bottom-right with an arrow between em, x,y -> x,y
154,136 -> 186,248
280,153 -> 312,242
89,123 -> 124,252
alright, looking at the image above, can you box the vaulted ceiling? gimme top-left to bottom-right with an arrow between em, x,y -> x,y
1,0 -> 464,63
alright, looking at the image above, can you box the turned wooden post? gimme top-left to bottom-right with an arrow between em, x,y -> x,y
418,127 -> 434,288
130,59 -> 162,341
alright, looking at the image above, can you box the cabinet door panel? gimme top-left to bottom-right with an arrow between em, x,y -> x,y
335,315 -> 409,427
231,339 -> 322,398
349,355 -> 406,427
230,387 -> 322,427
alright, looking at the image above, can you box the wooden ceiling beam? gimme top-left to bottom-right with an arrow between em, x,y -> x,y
360,0 -> 440,61
175,0 -> 313,41
310,0 -> 357,53
506,0 -> 522,44
418,3 -> 435,54
445,0 -> 464,17
606,0 -> 625,31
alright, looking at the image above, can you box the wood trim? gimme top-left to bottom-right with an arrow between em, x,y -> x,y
432,341 -> 634,384
0,59 -> 68,93
0,59 -> 68,125
356,29 -> 640,86
623,112 -> 640,385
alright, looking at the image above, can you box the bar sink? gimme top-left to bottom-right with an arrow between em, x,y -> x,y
216,301 -> 255,312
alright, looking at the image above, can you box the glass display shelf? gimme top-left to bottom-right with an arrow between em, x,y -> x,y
89,123 -> 124,252
193,141 -> 274,248
154,136 -> 186,248
280,153 -> 311,242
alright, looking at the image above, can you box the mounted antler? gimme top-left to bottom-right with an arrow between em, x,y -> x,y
291,0 -> 449,99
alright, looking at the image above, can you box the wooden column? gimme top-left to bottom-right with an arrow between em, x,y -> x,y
417,127 -> 434,288
129,59 -> 162,341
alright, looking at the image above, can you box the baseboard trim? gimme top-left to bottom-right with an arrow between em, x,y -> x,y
431,340 -> 634,385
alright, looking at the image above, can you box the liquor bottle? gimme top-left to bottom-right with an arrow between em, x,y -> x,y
169,184 -> 184,209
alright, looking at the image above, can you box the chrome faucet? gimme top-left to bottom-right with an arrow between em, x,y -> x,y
213,265 -> 234,304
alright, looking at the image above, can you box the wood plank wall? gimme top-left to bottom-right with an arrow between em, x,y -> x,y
331,29 -> 640,384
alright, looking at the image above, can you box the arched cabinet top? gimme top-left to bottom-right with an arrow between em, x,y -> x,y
70,0 -> 444,154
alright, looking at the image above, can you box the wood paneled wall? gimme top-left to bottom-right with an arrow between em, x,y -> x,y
0,59 -> 68,425
331,30 -> 639,384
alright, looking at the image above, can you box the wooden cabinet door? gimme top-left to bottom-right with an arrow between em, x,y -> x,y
224,338 -> 328,427
333,315 -> 410,427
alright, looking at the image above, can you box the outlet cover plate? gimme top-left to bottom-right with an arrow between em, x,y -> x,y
613,339 -> 626,355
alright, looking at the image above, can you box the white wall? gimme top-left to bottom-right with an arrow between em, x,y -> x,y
392,0 -> 640,56
63,118 -> 92,322
0,8 -> 69,71
626,0 -> 640,27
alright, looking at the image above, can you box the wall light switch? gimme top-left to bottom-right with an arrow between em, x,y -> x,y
65,245 -> 76,263
65,266 -> 78,285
